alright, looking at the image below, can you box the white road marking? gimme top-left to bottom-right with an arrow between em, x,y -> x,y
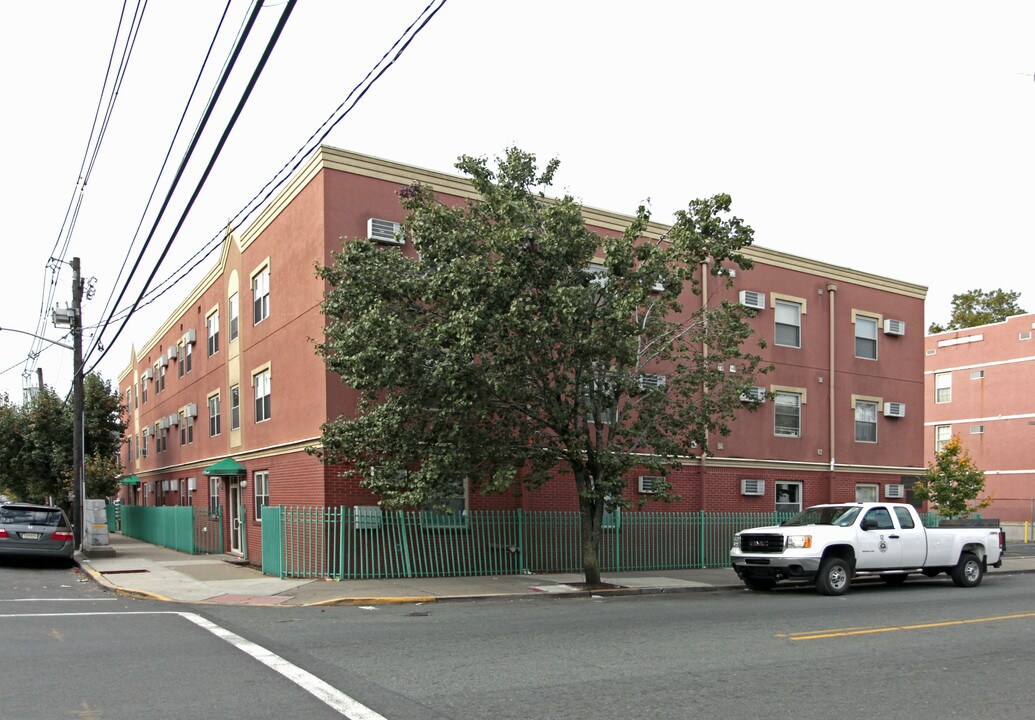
0,611 -> 388,720
0,597 -> 117,602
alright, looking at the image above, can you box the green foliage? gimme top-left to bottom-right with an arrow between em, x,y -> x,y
928,288 -> 1025,333
912,436 -> 991,519
313,147 -> 767,584
0,373 -> 125,506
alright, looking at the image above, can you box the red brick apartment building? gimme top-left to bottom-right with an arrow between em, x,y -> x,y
925,313 -> 1035,522
118,146 -> 927,562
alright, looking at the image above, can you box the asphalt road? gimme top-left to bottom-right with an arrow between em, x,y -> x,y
3,559 -> 1035,719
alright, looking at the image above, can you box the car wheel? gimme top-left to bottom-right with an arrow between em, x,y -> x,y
815,557 -> 851,596
950,552 -> 983,588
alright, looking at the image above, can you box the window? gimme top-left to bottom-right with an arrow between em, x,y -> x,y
252,266 -> 270,325
970,370 -> 984,380
421,477 -> 468,528
855,315 -> 878,359
153,365 -> 160,394
254,470 -> 269,521
177,343 -> 185,377
855,483 -> 879,503
141,432 -> 149,459
186,413 -> 194,444
230,385 -> 240,431
207,310 -> 220,356
774,391 -> 801,437
158,364 -> 166,392
135,433 -> 140,458
935,372 -> 951,403
141,377 -> 148,404
156,425 -> 167,454
185,341 -> 192,373
179,412 -> 187,446
229,292 -> 239,342
775,481 -> 802,514
855,401 -> 877,443
254,369 -> 271,422
774,299 -> 801,348
894,506 -> 915,529
209,478 -> 220,510
208,394 -> 221,437
133,383 -> 138,409
935,425 -> 951,452
862,505 -> 893,528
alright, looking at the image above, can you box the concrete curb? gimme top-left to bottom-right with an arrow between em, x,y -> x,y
75,557 -> 177,604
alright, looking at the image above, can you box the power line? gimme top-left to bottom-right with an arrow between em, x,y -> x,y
85,0 -> 299,376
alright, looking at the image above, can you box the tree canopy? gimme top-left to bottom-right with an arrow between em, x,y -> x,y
0,373 -> 125,506
928,288 -> 1025,333
912,435 -> 991,519
313,147 -> 768,585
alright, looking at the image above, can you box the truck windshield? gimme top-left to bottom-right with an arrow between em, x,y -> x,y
782,506 -> 861,527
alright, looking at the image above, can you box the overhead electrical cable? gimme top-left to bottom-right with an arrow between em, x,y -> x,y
91,0 -> 448,340
84,0 -> 298,376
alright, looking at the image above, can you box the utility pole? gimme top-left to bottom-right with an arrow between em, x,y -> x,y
71,257 -> 85,550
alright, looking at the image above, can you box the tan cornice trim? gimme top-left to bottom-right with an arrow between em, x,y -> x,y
133,437 -> 321,478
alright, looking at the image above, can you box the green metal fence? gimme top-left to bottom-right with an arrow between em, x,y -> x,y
119,505 -> 222,554
261,507 -> 798,580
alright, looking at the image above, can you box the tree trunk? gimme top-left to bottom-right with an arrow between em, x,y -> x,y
579,495 -> 603,587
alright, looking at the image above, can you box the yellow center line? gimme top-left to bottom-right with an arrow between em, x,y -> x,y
784,612 -> 1035,641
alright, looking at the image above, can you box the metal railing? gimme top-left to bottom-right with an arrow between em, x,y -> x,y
261,507 -> 800,580
117,504 -> 223,554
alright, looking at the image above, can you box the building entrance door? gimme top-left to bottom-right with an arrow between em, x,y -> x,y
228,481 -> 243,554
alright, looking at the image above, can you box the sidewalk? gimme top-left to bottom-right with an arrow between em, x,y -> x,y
75,533 -> 1035,607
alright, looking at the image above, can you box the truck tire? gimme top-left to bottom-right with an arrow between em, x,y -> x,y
816,557 -> 851,596
743,577 -> 776,591
950,552 -> 984,588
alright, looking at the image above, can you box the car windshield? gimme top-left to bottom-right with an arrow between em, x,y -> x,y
782,505 -> 861,527
0,506 -> 66,527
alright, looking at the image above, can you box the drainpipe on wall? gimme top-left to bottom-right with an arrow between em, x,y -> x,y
827,283 -> 838,499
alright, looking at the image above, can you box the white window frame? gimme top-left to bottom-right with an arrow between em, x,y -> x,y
854,314 -> 878,360
855,483 -> 879,503
208,393 -> 221,437
229,292 -> 240,342
774,391 -> 801,438
207,309 -> 220,357
935,424 -> 951,452
230,384 -> 241,431
254,368 -> 271,423
252,264 -> 270,325
935,372 -> 952,403
209,478 -> 220,510
854,400 -> 878,443
775,481 -> 803,514
774,298 -> 802,349
254,470 -> 269,522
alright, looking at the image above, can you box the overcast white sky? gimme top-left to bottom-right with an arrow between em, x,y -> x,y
2,1 -> 1033,402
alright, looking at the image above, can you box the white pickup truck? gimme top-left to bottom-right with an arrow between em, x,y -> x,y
730,502 -> 1005,595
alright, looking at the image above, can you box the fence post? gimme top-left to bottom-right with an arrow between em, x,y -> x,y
396,510 -> 414,579
613,506 -> 622,573
516,508 -> 524,574
697,510 -> 705,568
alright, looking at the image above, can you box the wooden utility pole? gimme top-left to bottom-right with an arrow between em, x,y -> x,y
71,257 -> 85,550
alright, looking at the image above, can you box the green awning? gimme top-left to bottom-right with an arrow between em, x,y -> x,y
203,457 -> 247,476
120,475 -> 140,486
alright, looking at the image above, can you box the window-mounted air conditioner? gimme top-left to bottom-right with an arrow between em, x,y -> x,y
167,413 -> 179,426
739,290 -> 765,310
740,386 -> 766,403
159,354 -> 169,368
184,328 -> 197,345
883,319 -> 905,336
885,483 -> 905,499
188,477 -> 197,492
639,374 -> 667,391
741,479 -> 765,496
638,476 -> 664,494
883,402 -> 906,418
353,505 -> 384,530
159,417 -> 170,430
167,347 -> 177,363
187,403 -> 198,418
367,218 -> 404,245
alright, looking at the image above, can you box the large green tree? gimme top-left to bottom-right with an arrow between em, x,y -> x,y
928,288 -> 1025,333
912,436 -> 991,519
314,148 -> 767,585
0,373 -> 125,506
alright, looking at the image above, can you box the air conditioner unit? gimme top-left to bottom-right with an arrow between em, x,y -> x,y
188,477 -> 197,492
638,476 -> 665,494
159,416 -> 170,430
142,426 -> 151,437
741,479 -> 765,496
167,347 -> 178,363
367,218 -> 404,245
167,413 -> 179,426
187,403 -> 198,418
883,402 -> 906,418
639,374 -> 667,391
184,328 -> 197,345
885,483 -> 905,499
353,505 -> 384,530
739,290 -> 765,310
142,369 -> 152,381
159,354 -> 169,368
740,386 -> 766,403
883,319 -> 905,336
